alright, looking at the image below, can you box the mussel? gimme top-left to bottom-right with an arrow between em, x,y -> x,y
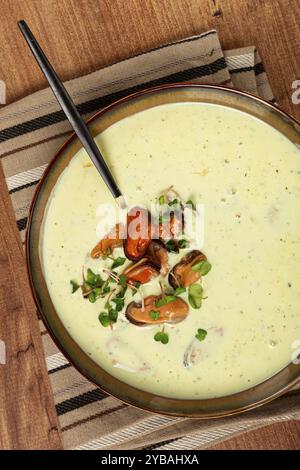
123,206 -> 152,261
91,223 -> 125,258
125,294 -> 188,326
124,259 -> 159,285
169,250 -> 206,289
146,240 -> 169,276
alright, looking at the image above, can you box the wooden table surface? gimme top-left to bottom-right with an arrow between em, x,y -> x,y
0,0 -> 299,450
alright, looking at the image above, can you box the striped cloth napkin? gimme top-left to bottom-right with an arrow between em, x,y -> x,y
0,29 -> 299,450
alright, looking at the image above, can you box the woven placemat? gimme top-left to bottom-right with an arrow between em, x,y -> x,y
0,29 -> 299,450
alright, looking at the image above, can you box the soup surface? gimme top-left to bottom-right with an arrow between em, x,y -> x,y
42,103 -> 300,399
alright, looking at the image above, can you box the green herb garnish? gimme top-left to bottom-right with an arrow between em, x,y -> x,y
173,286 -> 186,296
101,281 -> 111,295
149,310 -> 160,320
101,248 -> 112,260
154,331 -> 169,344
108,307 -> 118,323
130,281 -> 141,296
112,296 -> 125,312
166,239 -> 188,252
86,268 -> 98,286
70,280 -> 80,293
186,199 -> 196,210
188,284 -> 204,309
88,291 -> 97,303
158,195 -> 165,205
195,328 -> 207,342
165,239 -> 178,253
116,285 -> 127,299
178,239 -> 188,249
191,260 -> 212,276
98,312 -> 110,327
119,273 -> 127,288
155,295 -> 177,308
111,257 -> 126,269
168,198 -> 178,206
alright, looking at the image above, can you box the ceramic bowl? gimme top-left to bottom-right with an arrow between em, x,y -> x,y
27,84 -> 300,417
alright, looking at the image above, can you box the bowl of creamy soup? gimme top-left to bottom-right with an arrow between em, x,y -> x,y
27,84 -> 300,417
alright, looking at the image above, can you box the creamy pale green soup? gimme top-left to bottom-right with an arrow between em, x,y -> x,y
41,103 -> 300,399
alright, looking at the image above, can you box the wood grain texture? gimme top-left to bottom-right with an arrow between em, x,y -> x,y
0,0 -> 299,450
0,0 -> 299,119
210,420 -> 300,450
0,163 -> 62,449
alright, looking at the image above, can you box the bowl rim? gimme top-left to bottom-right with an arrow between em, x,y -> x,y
26,82 -> 300,418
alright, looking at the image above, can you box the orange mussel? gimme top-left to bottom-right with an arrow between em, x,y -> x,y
169,250 -> 207,288
91,223 -> 125,258
123,206 -> 152,261
124,259 -> 159,285
126,294 -> 188,326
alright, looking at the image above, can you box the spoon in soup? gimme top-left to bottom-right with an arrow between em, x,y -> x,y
18,20 -> 127,209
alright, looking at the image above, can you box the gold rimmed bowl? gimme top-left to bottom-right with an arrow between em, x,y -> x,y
27,84 -> 300,417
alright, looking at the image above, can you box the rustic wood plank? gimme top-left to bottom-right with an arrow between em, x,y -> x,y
0,163 -> 62,449
0,0 -> 299,450
0,0 -> 299,119
209,420 -> 300,450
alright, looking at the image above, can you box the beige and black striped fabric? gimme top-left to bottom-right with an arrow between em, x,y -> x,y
1,30 -> 299,450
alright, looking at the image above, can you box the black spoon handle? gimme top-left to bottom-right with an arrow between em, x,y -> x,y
18,20 -> 122,200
